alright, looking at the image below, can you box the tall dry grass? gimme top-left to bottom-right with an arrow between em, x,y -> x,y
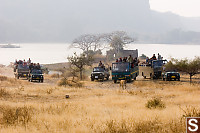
0,75 -> 199,132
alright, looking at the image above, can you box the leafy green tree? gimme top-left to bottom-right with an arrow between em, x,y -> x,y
165,57 -> 200,83
67,53 -> 93,80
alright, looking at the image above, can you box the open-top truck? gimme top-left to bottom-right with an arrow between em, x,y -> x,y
112,62 -> 139,83
14,64 -> 29,79
140,60 -> 167,79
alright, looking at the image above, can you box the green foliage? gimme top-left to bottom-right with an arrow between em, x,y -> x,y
165,57 -> 200,82
139,54 -> 147,59
146,98 -> 165,109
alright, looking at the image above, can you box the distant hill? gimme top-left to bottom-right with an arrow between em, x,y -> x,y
0,0 -> 200,44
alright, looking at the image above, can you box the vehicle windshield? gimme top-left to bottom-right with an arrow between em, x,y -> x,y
31,70 -> 42,74
93,67 -> 104,72
153,60 -> 164,68
112,62 -> 130,72
17,64 -> 29,69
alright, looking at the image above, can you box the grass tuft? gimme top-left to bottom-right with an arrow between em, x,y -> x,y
181,106 -> 200,117
146,98 -> 166,109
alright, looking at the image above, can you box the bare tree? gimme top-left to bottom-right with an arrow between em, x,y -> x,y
67,53 -> 93,80
101,31 -> 134,53
70,31 -> 134,57
70,34 -> 104,57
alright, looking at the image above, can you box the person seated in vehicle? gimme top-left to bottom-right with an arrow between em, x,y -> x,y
123,57 -> 127,62
119,57 -> 122,62
29,63 -> 34,70
146,57 -> 149,64
151,54 -> 157,60
128,55 -> 133,63
133,57 -> 139,66
23,59 -> 27,66
98,61 -> 103,67
158,53 -> 162,60
18,60 -> 23,64
27,58 -> 31,64
36,63 -> 41,70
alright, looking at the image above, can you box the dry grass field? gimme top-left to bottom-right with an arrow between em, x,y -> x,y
0,68 -> 200,133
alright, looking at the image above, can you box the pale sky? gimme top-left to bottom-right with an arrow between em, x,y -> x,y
150,0 -> 200,17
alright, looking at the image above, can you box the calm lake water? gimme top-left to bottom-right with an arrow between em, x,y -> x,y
0,43 -> 200,65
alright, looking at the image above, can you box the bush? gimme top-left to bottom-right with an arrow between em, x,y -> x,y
146,98 -> 165,109
0,88 -> 10,98
0,105 -> 33,126
0,75 -> 8,81
58,78 -> 83,88
50,73 -> 60,78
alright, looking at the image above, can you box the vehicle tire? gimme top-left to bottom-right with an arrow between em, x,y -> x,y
134,77 -> 136,80
39,80 -> 41,82
178,78 -> 180,81
150,73 -> 152,78
41,80 -> 43,83
106,76 -> 109,80
114,80 -> 117,83
144,76 -> 146,79
163,78 -> 165,81
91,78 -> 94,81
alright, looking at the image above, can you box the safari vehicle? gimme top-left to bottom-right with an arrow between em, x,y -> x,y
28,69 -> 44,82
112,62 -> 139,83
140,60 -> 167,79
162,72 -> 180,81
14,64 -> 29,79
91,67 -> 110,81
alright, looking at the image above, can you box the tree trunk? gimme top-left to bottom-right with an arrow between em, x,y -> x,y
189,74 -> 192,84
80,70 -> 83,80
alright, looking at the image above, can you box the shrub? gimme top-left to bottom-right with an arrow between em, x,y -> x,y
58,78 -> 83,88
146,98 -> 165,109
0,88 -> 10,98
1,105 -> 33,126
0,75 -> 8,81
50,73 -> 60,78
